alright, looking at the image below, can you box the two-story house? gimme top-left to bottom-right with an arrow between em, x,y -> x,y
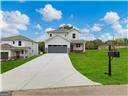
45,25 -> 85,53
0,35 -> 38,60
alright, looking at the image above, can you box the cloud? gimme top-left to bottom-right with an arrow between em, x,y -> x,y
103,11 -> 128,38
45,27 -> 55,32
80,28 -> 95,40
35,32 -> 40,35
81,33 -> 95,40
35,33 -> 46,42
121,17 -> 128,26
103,11 -> 120,24
35,27 -> 55,42
0,10 -> 29,37
91,24 -> 102,32
81,28 -> 90,34
36,4 -> 62,21
19,0 -> 25,3
99,33 -> 113,41
36,24 -> 42,30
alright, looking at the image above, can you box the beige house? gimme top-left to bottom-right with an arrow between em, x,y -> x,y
0,35 -> 38,60
45,25 -> 85,53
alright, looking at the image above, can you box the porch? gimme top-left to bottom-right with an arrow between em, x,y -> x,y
70,40 -> 85,52
0,44 -> 30,60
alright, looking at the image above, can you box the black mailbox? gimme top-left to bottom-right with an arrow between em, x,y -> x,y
108,51 -> 120,57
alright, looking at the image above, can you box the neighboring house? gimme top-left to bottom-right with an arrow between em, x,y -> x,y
0,35 -> 38,60
45,25 -> 85,53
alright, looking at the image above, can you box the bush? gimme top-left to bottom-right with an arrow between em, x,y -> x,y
85,41 -> 98,49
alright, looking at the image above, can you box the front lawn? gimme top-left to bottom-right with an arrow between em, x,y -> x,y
69,48 -> 128,84
1,55 -> 40,74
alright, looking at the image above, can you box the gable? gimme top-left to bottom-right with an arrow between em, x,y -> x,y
1,35 -> 37,43
45,35 -> 70,43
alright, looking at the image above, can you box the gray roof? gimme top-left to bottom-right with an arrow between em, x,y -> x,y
1,35 -> 37,43
1,44 -> 30,50
47,25 -> 80,33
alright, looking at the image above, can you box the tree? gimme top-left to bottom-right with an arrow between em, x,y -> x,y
115,38 -> 128,46
38,41 -> 45,52
85,41 -> 98,49
93,39 -> 103,46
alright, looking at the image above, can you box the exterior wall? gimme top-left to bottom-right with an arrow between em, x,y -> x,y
72,44 -> 83,51
1,40 -> 38,57
45,29 -> 83,53
24,41 -> 38,56
47,32 -> 67,39
67,30 -> 80,40
1,41 -> 26,47
47,30 -> 80,40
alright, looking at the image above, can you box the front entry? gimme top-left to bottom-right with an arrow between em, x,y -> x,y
48,45 -> 67,53
16,51 -> 20,58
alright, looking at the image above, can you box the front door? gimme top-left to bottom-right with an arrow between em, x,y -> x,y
16,51 -> 20,58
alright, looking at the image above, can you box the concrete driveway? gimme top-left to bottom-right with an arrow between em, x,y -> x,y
1,54 -> 100,91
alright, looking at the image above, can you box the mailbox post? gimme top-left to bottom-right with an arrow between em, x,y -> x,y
106,45 -> 120,76
108,45 -> 112,76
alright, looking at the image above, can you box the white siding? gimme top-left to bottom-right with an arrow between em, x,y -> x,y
47,32 -> 68,39
1,41 -> 25,47
67,30 -> 80,40
24,41 -> 38,56
46,30 -> 80,40
45,36 -> 70,48
1,40 -> 38,57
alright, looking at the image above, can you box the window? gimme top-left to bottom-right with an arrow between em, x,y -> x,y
76,44 -> 80,47
18,41 -> 22,46
12,41 -> 15,44
72,34 -> 76,38
49,34 -> 52,37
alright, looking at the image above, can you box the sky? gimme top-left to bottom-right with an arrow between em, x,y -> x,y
1,1 -> 128,41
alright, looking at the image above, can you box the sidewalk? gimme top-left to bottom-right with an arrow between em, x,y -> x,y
1,85 -> 127,96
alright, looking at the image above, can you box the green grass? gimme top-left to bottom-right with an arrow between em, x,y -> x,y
69,48 -> 128,84
1,55 -> 40,74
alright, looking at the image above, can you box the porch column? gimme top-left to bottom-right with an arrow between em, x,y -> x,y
83,42 -> 85,52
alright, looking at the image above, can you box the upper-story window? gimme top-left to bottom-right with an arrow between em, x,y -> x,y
18,41 -> 22,46
49,34 -> 52,37
12,41 -> 15,44
72,34 -> 76,39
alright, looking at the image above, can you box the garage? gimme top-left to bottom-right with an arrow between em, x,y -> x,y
48,45 -> 67,53
0,52 -> 9,60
